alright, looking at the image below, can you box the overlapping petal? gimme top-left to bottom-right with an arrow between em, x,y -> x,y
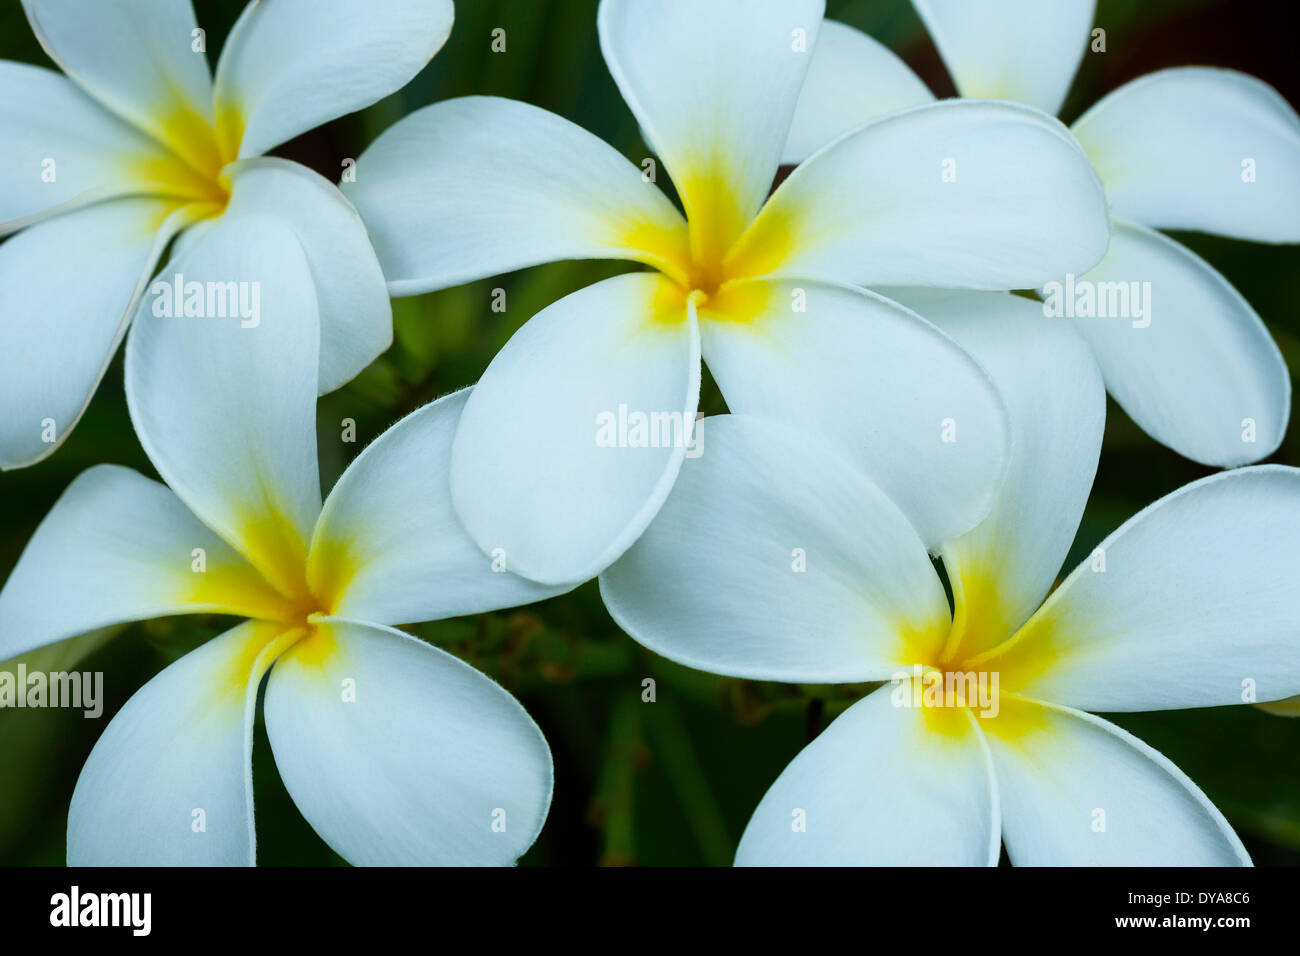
987,698 -> 1250,865
700,281 -> 1009,549
309,389 -> 568,625
67,619 -> 295,866
1058,220 -> 1288,466
1073,68 -> 1300,242
911,0 -> 1095,115
782,19 -> 934,166
0,63 -> 178,229
263,618 -> 553,866
735,688 -> 1000,865
125,216 -> 322,598
598,0 -> 823,261
0,466 -> 288,662
343,96 -> 689,295
0,196 -> 197,469
450,273 -> 700,586
990,466 -> 1300,712
222,158 -> 392,393
20,0 -> 215,168
213,0 -> 453,159
729,100 -> 1110,289
885,289 -> 1105,652
601,416 -> 950,683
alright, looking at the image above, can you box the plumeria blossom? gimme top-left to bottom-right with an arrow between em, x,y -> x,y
601,294 -> 1300,865
0,225 -> 561,866
785,0 -> 1300,466
0,0 -> 456,469
343,0 -> 1112,585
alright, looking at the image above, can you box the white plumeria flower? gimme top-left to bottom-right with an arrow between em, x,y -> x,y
784,0 -> 1300,467
343,0 -> 1112,586
601,292 -> 1300,865
0,224 -> 561,866
0,0 -> 455,469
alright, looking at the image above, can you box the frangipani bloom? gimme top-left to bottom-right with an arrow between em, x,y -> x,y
0,225 -> 560,866
0,0 -> 456,468
784,0 -> 1300,466
601,294 -> 1300,865
344,0 -> 1112,585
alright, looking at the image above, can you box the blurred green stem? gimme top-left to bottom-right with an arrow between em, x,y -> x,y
646,696 -> 734,867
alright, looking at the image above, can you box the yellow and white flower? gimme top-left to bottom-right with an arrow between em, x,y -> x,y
0,224 -> 560,866
786,0 -> 1300,466
0,0 -> 455,468
601,292 -> 1300,865
344,0 -> 1112,585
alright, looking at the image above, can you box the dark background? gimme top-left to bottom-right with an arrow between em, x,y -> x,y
2,0 -> 1297,865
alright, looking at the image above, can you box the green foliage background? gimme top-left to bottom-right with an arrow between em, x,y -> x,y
2,0 -> 1298,865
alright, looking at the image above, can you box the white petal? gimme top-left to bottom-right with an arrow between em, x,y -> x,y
782,19 -> 934,166
67,619 -> 293,866
991,466 -> 1300,712
0,63 -> 177,230
343,97 -> 689,295
0,197 -> 194,470
730,100 -> 1110,289
0,465 -> 287,662
736,688 -> 999,866
600,415 -> 950,683
987,698 -> 1249,865
310,389 -> 569,625
125,216 -> 322,598
1056,220 -> 1288,466
21,0 -> 214,158
222,158 -> 391,393
263,618 -> 553,866
911,0 -> 1094,115
1072,68 -> 1300,242
214,0 -> 454,158
598,0 -> 823,259
701,280 -> 1009,550
885,289 -> 1105,652
451,273 -> 700,586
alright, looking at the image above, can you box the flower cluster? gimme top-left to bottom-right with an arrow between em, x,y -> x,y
1,0 -> 1298,866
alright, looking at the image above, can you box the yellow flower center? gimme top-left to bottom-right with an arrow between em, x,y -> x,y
622,168 -> 798,322
195,503 -> 352,706
894,572 -> 1056,746
205,545 -> 340,706
127,99 -> 245,219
